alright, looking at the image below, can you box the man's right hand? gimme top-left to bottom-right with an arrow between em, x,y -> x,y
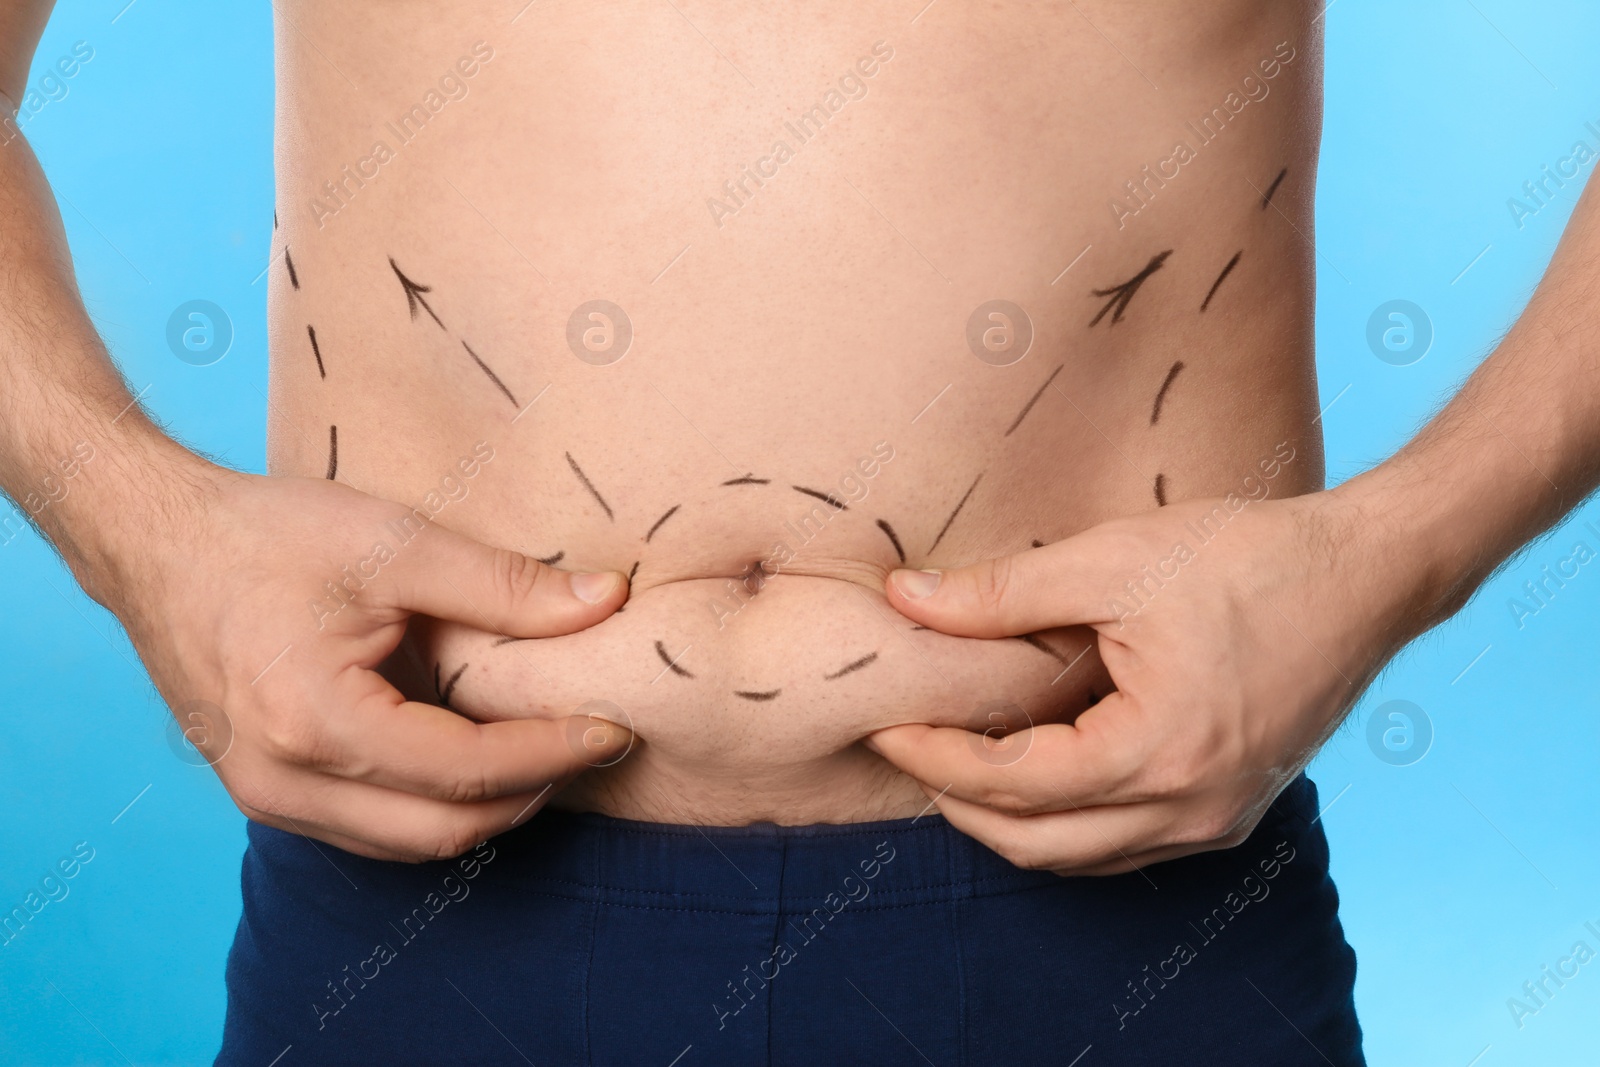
108,463 -> 630,862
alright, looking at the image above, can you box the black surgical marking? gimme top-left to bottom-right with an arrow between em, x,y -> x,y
876,519 -> 906,563
389,257 -> 445,329
462,342 -> 519,408
273,211 -> 278,230
1200,253 -> 1242,312
1015,633 -> 1071,668
1004,363 -> 1064,437
1150,361 -> 1184,424
655,639 -> 694,678
1089,250 -> 1172,327
437,662 -> 469,708
824,652 -> 879,680
307,324 -> 326,379
491,635 -> 520,647
645,505 -> 681,542
723,473 -> 771,486
1154,473 -> 1167,507
929,473 -> 982,553
910,626 -> 930,631
535,550 -> 565,566
734,689 -> 781,702
325,425 -> 338,480
614,559 -> 640,613
1260,167 -> 1288,209
565,452 -> 615,521
792,486 -> 847,510
285,248 -> 300,290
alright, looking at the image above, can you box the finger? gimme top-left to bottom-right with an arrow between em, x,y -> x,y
1068,841 -> 1220,877
864,695 -> 1152,812
922,786 -> 1170,874
237,772 -> 564,863
381,523 -> 627,637
298,685 -> 632,803
884,536 -> 1123,637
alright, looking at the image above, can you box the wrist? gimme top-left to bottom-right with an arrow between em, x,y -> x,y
1326,459 -> 1492,639
42,416 -> 234,612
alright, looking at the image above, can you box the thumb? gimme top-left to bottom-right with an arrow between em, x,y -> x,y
380,523 -> 627,637
884,539 -> 1120,638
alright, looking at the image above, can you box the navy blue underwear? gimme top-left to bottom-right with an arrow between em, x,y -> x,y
217,773 -> 1362,1066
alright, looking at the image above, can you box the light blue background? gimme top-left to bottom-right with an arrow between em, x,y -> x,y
1,1 -> 1596,1063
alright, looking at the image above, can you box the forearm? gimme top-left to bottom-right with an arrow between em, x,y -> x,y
0,115 -> 217,606
1340,173 -> 1600,631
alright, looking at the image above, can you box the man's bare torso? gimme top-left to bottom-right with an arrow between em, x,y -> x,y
266,0 -> 1323,823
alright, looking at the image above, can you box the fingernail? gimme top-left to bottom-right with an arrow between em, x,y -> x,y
587,719 -> 632,750
891,569 -> 941,599
570,571 -> 621,605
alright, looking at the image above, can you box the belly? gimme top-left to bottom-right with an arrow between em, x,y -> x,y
268,0 -> 1323,822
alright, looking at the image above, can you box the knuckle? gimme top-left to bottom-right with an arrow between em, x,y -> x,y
991,827 -> 1051,871
977,781 -> 1038,818
1146,753 -> 1205,799
1177,806 -> 1240,847
437,767 -> 494,805
258,718 -> 324,767
416,821 -> 482,863
1001,842 -> 1051,872
971,555 -> 1015,620
492,549 -> 547,606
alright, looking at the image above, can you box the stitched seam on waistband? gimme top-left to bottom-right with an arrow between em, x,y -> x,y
509,877 -> 1060,913
514,872 -> 1050,900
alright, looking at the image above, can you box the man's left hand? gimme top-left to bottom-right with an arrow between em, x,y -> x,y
866,486 -> 1420,875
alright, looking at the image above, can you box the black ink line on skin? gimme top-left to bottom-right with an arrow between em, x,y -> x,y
655,640 -> 694,678
1200,253 -> 1242,312
1260,167 -> 1289,209
824,652 -> 879,680
1150,361 -> 1185,424
565,452 -> 615,521
1005,364 -> 1064,437
1015,633 -> 1071,668
491,635 -> 520,647
536,550 -> 565,566
645,505 -> 681,542
389,257 -> 445,329
437,663 -> 469,708
793,486 -> 847,510
462,342 -> 519,408
1154,473 -> 1167,507
307,325 -> 326,379
877,519 -> 906,563
285,248 -> 300,291
614,559 -> 640,613
734,689 -> 781,702
273,212 -> 278,230
928,473 -> 983,553
723,474 -> 770,486
1089,250 -> 1173,327
910,626 -> 930,631
325,425 -> 338,480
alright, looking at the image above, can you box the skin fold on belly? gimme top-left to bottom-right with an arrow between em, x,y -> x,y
393,479 -> 1111,823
